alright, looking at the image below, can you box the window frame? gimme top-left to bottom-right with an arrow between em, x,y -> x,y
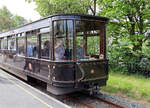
75,19 -> 104,61
52,19 -> 75,61
7,35 -> 16,51
17,33 -> 25,57
26,31 -> 38,58
40,32 -> 51,59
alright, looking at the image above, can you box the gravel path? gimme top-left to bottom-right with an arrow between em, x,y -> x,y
97,92 -> 150,108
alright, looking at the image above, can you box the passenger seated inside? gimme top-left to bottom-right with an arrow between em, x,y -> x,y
77,40 -> 89,60
64,48 -> 72,60
42,40 -> 50,57
18,45 -> 24,55
27,41 -> 34,57
10,41 -> 15,50
33,46 -> 38,57
64,40 -> 72,60
55,40 -> 65,60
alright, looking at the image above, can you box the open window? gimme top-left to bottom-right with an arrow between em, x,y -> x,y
54,20 -> 73,61
75,20 -> 102,61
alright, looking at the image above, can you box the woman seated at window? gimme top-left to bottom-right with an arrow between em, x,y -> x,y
27,41 -> 34,57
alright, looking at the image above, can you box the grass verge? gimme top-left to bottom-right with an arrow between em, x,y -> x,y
101,70 -> 150,104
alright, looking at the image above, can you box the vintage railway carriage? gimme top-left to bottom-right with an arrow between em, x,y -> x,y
0,14 -> 109,95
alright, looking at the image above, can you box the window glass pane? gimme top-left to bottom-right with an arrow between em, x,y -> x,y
1,39 -> 4,49
41,34 -> 50,59
18,35 -> 25,56
1,39 -> 3,49
40,28 -> 50,33
75,20 -> 101,60
27,34 -> 38,57
1,38 -> 7,49
54,20 -> 73,60
8,36 -> 16,50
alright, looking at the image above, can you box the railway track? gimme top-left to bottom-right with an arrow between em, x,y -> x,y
28,80 -> 127,108
64,92 -> 126,108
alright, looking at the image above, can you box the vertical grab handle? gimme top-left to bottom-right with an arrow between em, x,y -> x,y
76,63 -> 85,82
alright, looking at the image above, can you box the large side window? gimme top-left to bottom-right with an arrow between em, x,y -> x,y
75,20 -> 101,60
8,36 -> 16,50
54,20 -> 73,60
27,32 -> 38,57
17,34 -> 25,56
40,27 -> 51,59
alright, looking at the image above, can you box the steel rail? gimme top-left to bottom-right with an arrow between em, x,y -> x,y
64,92 -> 126,108
64,94 -> 96,108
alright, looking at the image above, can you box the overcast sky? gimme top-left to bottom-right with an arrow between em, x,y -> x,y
0,0 -> 41,21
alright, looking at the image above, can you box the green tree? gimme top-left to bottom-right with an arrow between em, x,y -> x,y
0,6 -> 13,32
0,6 -> 28,32
12,15 -> 28,27
98,0 -> 150,62
26,0 -> 97,17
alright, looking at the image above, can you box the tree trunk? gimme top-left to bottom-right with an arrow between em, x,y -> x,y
93,0 -> 96,16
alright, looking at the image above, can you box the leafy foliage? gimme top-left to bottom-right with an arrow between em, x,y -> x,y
26,0 -> 97,17
0,6 -> 13,32
98,0 -> 150,64
12,15 -> 28,27
0,6 -> 28,32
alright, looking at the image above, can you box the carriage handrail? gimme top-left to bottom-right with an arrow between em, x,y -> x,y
76,62 -> 85,82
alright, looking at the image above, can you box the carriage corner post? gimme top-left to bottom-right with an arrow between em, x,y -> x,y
0,14 -> 109,95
